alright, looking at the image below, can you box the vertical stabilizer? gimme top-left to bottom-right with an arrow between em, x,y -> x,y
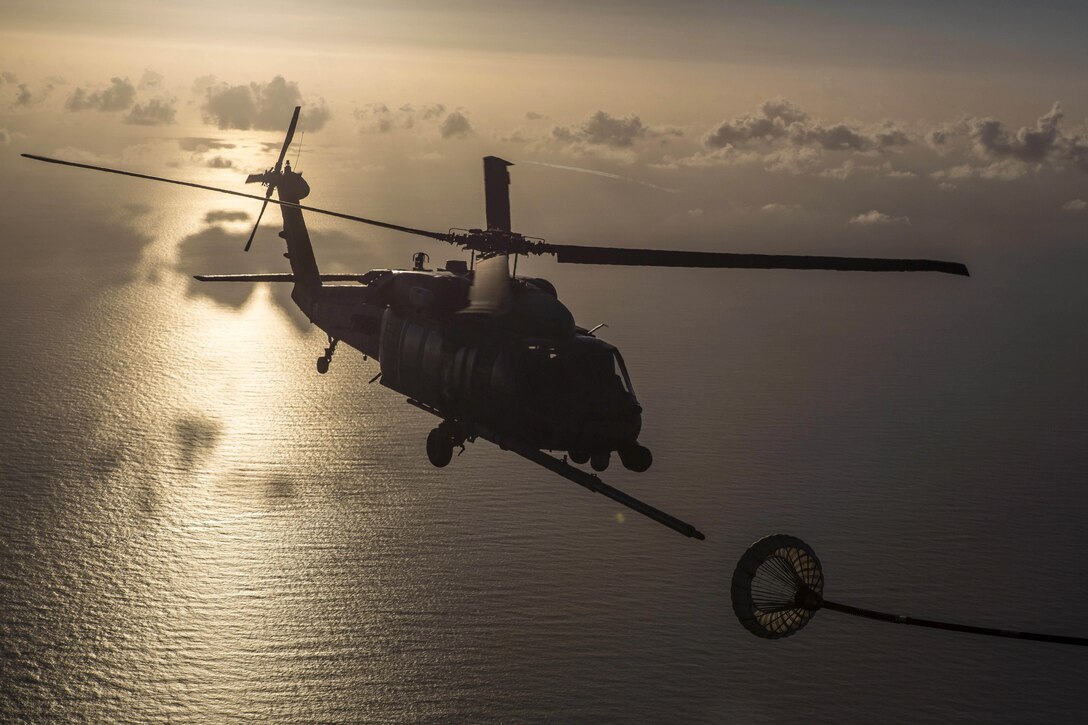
276,170 -> 322,314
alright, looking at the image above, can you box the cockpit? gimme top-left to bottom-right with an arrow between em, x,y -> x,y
520,335 -> 638,413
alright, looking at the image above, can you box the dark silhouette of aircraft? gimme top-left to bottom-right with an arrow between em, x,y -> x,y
23,107 -> 969,540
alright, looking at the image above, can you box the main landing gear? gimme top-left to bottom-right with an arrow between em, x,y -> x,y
316,336 -> 338,374
426,422 -> 466,468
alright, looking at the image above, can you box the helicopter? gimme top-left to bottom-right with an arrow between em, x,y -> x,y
23,106 -> 969,541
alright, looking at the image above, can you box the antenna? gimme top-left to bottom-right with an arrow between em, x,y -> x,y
295,130 -> 304,167
731,534 -> 1088,646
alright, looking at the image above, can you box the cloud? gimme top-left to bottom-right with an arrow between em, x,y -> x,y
0,128 -> 9,145
849,210 -> 910,225
205,156 -> 233,168
821,159 -> 916,180
525,111 -> 547,120
125,98 -> 177,125
762,146 -> 823,174
789,122 -> 871,151
1062,199 -> 1087,212
761,203 -> 802,213
13,83 -> 33,107
704,99 -> 911,154
929,104 -> 1087,174
201,76 -> 330,131
704,99 -> 805,147
969,103 -> 1087,172
1,71 -> 17,84
547,110 -> 681,161
439,111 -> 473,139
65,77 -> 137,112
205,210 -> 249,223
138,69 -> 163,91
553,111 -> 651,148
930,159 -> 1035,181
191,74 -> 218,96
971,103 -> 1061,162
353,102 -> 446,133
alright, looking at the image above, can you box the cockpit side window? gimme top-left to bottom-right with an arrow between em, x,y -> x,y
613,351 -> 634,395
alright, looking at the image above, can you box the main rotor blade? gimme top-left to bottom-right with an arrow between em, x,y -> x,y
274,106 -> 301,173
21,154 -> 452,243
483,156 -> 513,232
244,198 -> 269,252
543,243 -> 969,276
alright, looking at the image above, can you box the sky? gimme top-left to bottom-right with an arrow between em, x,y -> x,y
1,1 -> 1086,298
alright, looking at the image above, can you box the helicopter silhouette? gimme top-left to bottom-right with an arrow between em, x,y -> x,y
23,106 -> 969,540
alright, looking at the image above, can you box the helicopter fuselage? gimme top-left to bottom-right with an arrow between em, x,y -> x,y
305,267 -> 645,464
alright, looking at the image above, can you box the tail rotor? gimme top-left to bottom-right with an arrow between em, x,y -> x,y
242,105 -> 301,252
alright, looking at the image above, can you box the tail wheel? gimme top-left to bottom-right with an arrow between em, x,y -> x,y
569,449 -> 590,465
316,356 -> 330,374
426,428 -> 454,468
619,444 -> 653,473
590,451 -> 610,472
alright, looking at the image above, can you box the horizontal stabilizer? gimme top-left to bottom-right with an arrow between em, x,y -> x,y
194,273 -> 377,283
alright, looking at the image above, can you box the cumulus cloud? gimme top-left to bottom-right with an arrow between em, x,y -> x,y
1062,199 -> 1087,212
969,103 -> 1087,172
928,104 -> 1087,174
703,99 -> 909,154
0,127 -> 9,145
761,203 -> 802,213
205,156 -> 233,168
1,71 -> 17,84
201,76 -> 330,131
553,111 -> 645,148
439,111 -> 473,139
125,98 -> 176,125
525,111 -> 547,120
704,99 -> 806,147
547,110 -> 682,161
849,210 -> 910,225
65,77 -> 137,112
353,102 -> 446,133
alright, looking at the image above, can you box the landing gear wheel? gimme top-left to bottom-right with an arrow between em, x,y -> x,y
590,451 -> 610,472
619,444 -> 653,473
426,428 -> 454,468
317,336 -> 338,374
569,449 -> 590,465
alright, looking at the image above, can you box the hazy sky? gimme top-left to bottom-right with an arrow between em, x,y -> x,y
1,1 -> 1085,286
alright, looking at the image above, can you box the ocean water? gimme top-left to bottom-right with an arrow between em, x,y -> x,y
2,171 -> 1088,723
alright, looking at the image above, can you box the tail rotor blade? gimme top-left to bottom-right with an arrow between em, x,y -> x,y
275,106 -> 301,173
244,198 -> 269,252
